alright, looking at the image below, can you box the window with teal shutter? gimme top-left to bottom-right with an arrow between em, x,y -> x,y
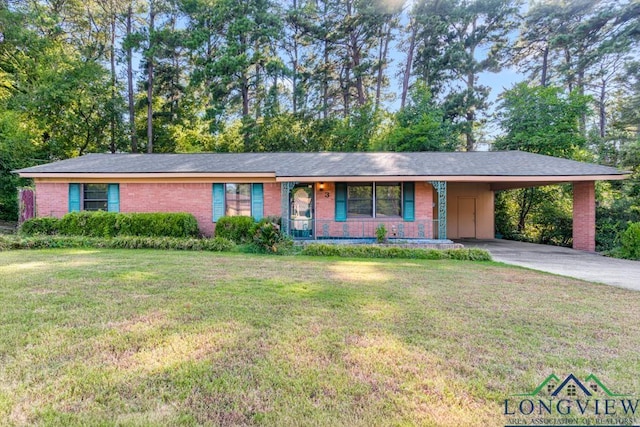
403,182 -> 415,221
251,183 -> 264,221
335,182 -> 347,222
69,184 -> 81,212
212,183 -> 225,222
107,184 -> 120,212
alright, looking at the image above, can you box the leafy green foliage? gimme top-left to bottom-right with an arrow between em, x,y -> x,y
251,219 -> 291,253
0,235 -> 234,252
214,216 -> 256,243
617,222 -> 640,260
20,212 -> 199,238
375,224 -> 387,243
495,83 -> 589,158
301,244 -> 491,261
18,217 -> 60,235
114,213 -> 200,238
495,185 -> 574,247
380,83 -> 458,152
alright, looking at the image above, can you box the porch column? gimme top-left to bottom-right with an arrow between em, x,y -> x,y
573,181 -> 596,252
280,182 -> 297,236
429,181 -> 447,239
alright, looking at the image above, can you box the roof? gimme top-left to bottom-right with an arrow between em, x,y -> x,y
15,151 -> 627,182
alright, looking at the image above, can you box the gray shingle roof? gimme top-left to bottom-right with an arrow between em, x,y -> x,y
15,151 -> 626,178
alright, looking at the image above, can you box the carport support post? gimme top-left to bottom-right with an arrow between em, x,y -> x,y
573,181 -> 596,252
429,181 -> 447,240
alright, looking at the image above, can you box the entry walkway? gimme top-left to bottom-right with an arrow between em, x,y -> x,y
458,239 -> 640,291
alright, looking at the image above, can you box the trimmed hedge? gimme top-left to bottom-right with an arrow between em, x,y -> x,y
214,216 -> 256,243
20,212 -> 200,238
301,244 -> 492,261
0,235 -> 234,252
18,217 -> 60,235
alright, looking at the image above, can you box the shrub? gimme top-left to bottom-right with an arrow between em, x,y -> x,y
215,216 -> 255,243
301,244 -> 492,261
618,222 -> 640,260
0,235 -> 235,252
58,211 -> 119,237
251,219 -> 291,253
114,212 -> 199,237
19,217 -> 60,235
375,224 -> 387,243
49,211 -> 199,238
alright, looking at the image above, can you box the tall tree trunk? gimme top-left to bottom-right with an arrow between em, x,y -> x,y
291,0 -> 298,115
599,79 -> 606,138
375,20 -> 392,111
126,5 -> 138,153
541,44 -> 549,87
401,20 -> 417,109
109,1 -> 117,153
322,38 -> 329,119
146,1 -> 155,154
342,65 -> 351,118
577,66 -> 586,136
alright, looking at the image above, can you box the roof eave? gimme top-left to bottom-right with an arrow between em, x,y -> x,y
275,174 -> 629,182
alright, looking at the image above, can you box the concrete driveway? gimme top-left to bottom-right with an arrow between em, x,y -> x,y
458,239 -> 640,291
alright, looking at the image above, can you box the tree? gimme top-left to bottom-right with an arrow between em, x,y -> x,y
412,0 -> 520,151
382,82 -> 459,152
494,82 -> 590,243
494,83 -> 590,158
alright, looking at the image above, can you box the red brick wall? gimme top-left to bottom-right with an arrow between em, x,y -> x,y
35,182 -> 68,218
120,183 -> 215,235
314,181 -> 434,238
263,183 -> 282,218
573,181 -> 596,252
35,180 -> 434,238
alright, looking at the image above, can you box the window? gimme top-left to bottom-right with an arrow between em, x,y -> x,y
225,183 -> 252,216
375,183 -> 401,217
347,184 -> 373,218
566,384 -> 577,397
345,182 -> 402,218
83,184 -> 108,211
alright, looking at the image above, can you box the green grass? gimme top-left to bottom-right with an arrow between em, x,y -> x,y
1,249 -> 639,426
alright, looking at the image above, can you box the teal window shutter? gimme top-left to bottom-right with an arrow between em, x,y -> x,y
107,184 -> 120,212
403,182 -> 415,221
69,184 -> 81,212
335,182 -> 347,222
251,183 -> 264,221
212,183 -> 225,222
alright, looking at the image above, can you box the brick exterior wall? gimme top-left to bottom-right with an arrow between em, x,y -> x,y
35,182 -> 68,218
34,180 -> 435,239
573,181 -> 596,252
263,183 -> 282,218
314,181 -> 434,238
120,183 -> 214,235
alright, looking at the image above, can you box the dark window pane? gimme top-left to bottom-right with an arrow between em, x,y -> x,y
225,183 -> 252,216
376,183 -> 401,217
83,184 -> 108,211
84,200 -> 108,211
347,184 -> 373,218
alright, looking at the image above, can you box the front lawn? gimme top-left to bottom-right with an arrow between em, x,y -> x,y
1,250 -> 639,426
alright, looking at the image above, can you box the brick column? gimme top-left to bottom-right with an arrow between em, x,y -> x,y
573,181 -> 596,252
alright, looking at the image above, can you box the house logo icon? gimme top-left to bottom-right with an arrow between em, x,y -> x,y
513,373 -> 630,398
504,373 -> 639,426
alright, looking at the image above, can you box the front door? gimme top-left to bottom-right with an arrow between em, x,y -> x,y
458,197 -> 476,238
290,184 -> 314,238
